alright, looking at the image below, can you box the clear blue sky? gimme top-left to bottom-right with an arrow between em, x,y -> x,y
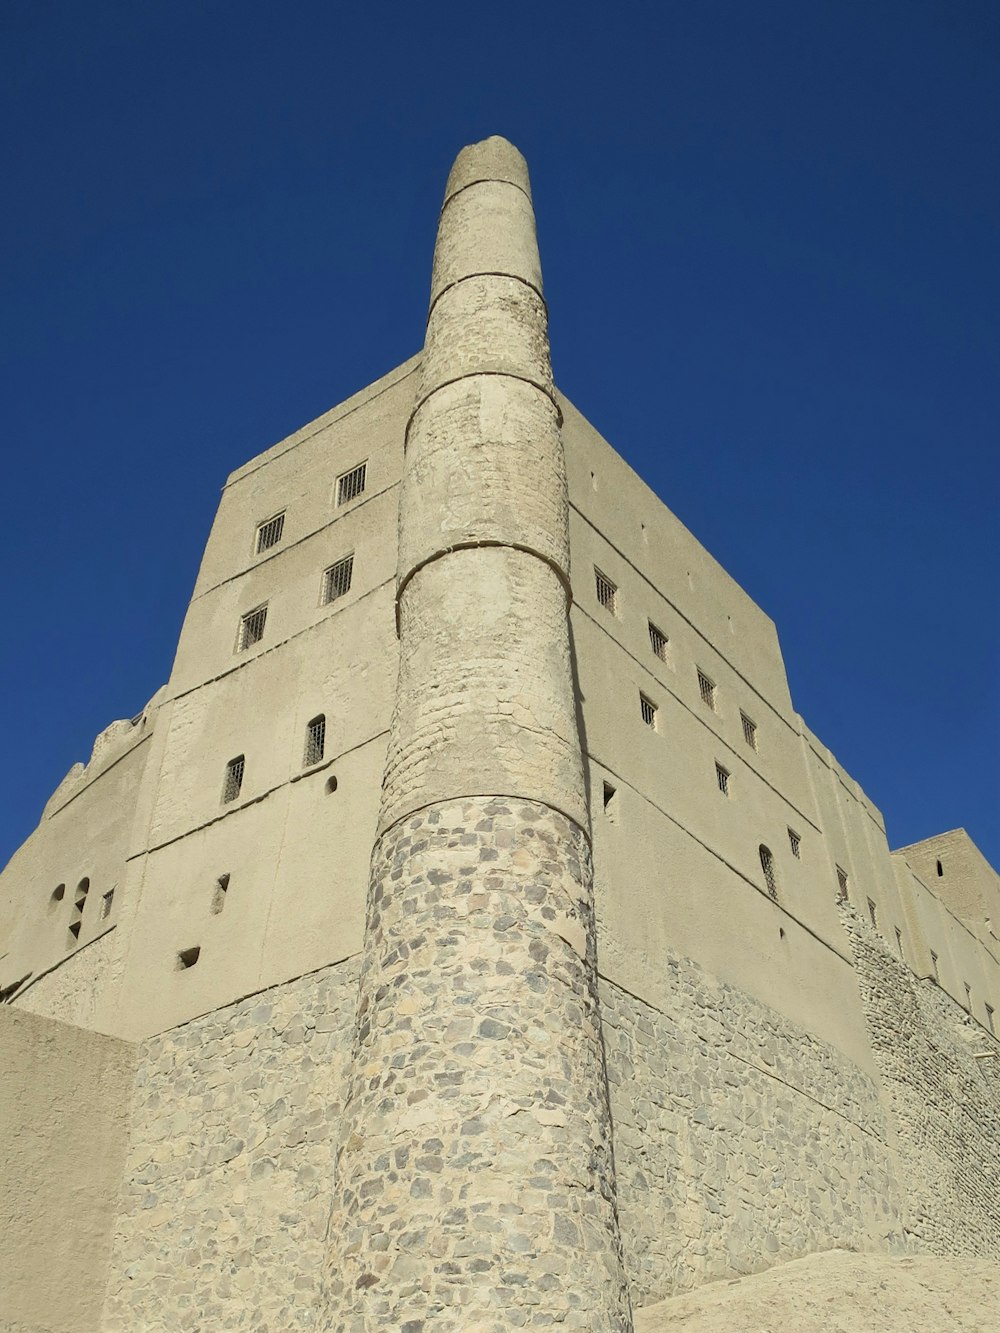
1,1 -> 997,871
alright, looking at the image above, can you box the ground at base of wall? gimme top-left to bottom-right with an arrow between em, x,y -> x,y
634,1250 -> 999,1332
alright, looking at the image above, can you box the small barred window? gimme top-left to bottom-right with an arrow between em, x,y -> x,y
255,511 -> 285,554
323,554 -> 354,604
304,715 -> 326,766
788,828 -> 801,859
336,462 -> 367,506
595,569 -> 617,615
100,889 -> 114,920
759,845 -> 777,901
836,866 -> 849,902
648,622 -> 669,662
697,669 -> 716,710
740,711 -> 757,749
715,763 -> 730,796
223,755 -> 245,805
640,694 -> 657,728
238,605 -> 268,652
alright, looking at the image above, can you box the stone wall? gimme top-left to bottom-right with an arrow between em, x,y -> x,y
841,903 -> 1000,1258
101,957 -> 360,1332
602,953 -> 908,1305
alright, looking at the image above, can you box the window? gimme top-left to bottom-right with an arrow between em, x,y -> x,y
639,694 -> 657,728
895,927 -> 904,958
255,511 -> 285,554
602,782 -> 618,824
211,874 -> 230,915
930,950 -> 939,982
100,889 -> 114,920
177,946 -> 201,970
697,669 -> 716,710
222,755 -> 245,804
323,554 -> 354,604
964,983 -> 973,1012
836,867 -> 849,902
986,1004 -> 995,1036
715,763 -> 730,796
237,604 -> 268,652
936,859 -> 944,877
68,878 -> 90,942
336,462 -> 367,506
788,829 -> 801,859
595,568 -> 617,615
759,845 -> 777,901
740,712 -> 757,750
648,622 -> 669,662
867,897 -> 878,929
304,715 -> 326,766
51,883 -> 66,904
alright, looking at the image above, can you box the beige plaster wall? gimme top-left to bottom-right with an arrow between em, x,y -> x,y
0,1007 -> 134,1333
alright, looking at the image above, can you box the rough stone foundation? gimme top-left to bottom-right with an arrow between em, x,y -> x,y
325,797 -> 632,1331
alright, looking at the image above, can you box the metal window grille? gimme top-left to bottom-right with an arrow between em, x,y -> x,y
867,897 -> 878,928
836,867 -> 849,902
741,711 -> 757,749
759,845 -> 778,901
100,889 -> 114,920
640,694 -> 657,728
238,605 -> 267,651
698,669 -> 716,710
649,623 -> 668,661
255,511 -> 285,554
595,569 -> 617,615
304,715 -> 326,766
337,462 -> 367,506
223,755 -> 245,804
323,554 -> 354,604
788,828 -> 801,859
715,763 -> 730,796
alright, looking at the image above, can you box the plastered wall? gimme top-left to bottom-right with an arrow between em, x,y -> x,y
0,1007 -> 135,1333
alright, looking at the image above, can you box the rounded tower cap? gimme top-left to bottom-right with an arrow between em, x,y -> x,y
443,136 -> 532,206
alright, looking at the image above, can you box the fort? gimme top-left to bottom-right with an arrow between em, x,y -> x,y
1,137 -> 998,1331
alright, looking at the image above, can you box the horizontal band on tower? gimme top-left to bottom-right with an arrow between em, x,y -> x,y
425,268 -> 549,330
440,172 -> 533,217
394,538 -> 574,622
405,369 -> 563,451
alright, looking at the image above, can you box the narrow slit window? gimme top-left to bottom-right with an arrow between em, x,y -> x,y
867,897 -> 878,929
788,829 -> 801,859
602,782 -> 618,823
336,462 -> 367,506
759,845 -> 777,901
894,927 -> 904,958
639,694 -> 657,728
930,950 -> 939,982
177,946 -> 201,970
740,711 -> 757,750
323,554 -> 354,604
100,889 -> 114,920
836,867 -> 849,902
211,874 -> 230,915
595,569 -> 617,615
237,604 -> 268,652
255,511 -> 285,554
936,859 -> 944,877
986,1004 -> 995,1035
715,763 -> 730,796
222,755 -> 245,804
648,622 -> 669,662
697,669 -> 716,710
964,983 -> 972,1011
51,883 -> 66,904
304,715 -> 326,766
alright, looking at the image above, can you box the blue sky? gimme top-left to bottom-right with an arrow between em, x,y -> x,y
1,0 -> 997,871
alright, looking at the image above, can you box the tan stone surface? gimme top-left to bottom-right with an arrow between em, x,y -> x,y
634,1249 -> 1000,1332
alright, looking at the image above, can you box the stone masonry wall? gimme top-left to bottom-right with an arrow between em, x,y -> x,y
602,956 -> 908,1306
102,957 -> 360,1332
840,903 -> 1000,1259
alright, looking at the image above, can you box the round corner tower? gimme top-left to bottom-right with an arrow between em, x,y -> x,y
326,137 -> 632,1331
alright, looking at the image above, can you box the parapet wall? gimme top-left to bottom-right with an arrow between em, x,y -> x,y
602,952 -> 907,1305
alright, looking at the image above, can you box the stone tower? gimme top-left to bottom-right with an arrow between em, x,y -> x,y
325,138 -> 632,1329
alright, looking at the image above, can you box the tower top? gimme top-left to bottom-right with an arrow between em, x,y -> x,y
443,134 -> 532,206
